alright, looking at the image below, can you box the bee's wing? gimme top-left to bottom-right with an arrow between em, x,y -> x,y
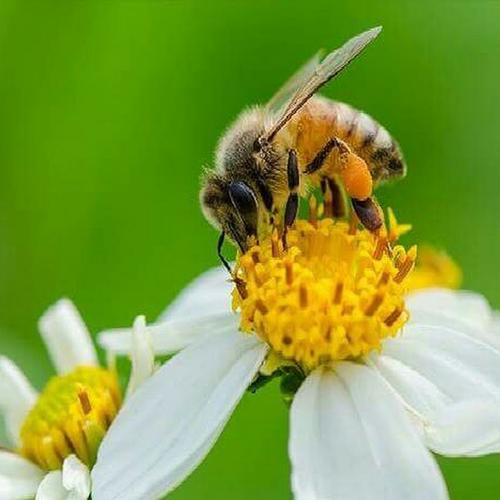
263,26 -> 382,142
265,51 -> 323,115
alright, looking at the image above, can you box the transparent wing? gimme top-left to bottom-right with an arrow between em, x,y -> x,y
263,26 -> 382,142
265,51 -> 323,115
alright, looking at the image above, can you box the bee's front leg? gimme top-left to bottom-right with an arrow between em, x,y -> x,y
282,149 -> 300,247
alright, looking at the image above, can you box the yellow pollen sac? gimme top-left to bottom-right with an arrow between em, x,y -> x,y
233,209 -> 416,371
20,366 -> 121,471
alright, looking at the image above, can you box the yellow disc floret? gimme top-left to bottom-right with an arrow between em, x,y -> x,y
233,206 -> 416,371
20,366 -> 120,470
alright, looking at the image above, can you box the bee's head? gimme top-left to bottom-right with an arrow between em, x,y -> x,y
200,172 -> 258,253
214,107 -> 268,171
200,107 -> 281,254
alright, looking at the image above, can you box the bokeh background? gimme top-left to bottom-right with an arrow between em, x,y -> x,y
1,1 -> 499,498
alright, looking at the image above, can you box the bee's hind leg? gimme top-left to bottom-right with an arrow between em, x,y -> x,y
304,137 -> 345,175
282,149 -> 300,248
321,177 -> 346,219
303,137 -> 351,220
351,197 -> 383,233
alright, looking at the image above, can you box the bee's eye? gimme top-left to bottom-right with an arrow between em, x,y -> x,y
228,181 -> 258,216
228,181 -> 258,238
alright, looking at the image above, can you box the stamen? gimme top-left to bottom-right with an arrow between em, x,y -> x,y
394,246 -> 417,283
385,307 -> 403,326
378,271 -> 390,286
234,277 -> 248,299
387,208 -> 412,242
373,233 -> 387,260
20,367 -> 120,470
333,282 -> 343,304
324,327 -> 332,342
393,248 -> 405,268
255,299 -> 268,314
251,268 -> 263,287
342,304 -> 354,315
365,293 -> 384,316
78,389 -> 92,415
299,285 -> 308,308
233,211 -> 413,370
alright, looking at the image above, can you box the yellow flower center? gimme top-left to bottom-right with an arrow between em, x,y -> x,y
233,205 -> 416,370
20,366 -> 121,470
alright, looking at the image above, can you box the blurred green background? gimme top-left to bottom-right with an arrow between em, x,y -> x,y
1,1 -> 499,498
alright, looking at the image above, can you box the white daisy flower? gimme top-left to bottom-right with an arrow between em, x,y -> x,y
93,210 -> 500,500
0,299 -> 154,499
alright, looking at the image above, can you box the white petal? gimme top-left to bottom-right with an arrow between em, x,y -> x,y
125,316 -> 155,398
62,455 -> 91,499
376,322 -> 500,456
99,265 -> 236,356
372,354 -> 450,420
159,265 -> 233,323
491,311 -> 500,336
0,357 -> 37,446
407,288 -> 492,333
35,458 -> 91,500
38,299 -> 98,374
98,312 -> 238,356
372,354 -> 500,456
289,363 -> 447,500
0,450 -> 44,500
385,324 -> 500,402
36,471 -> 66,500
425,400 -> 500,456
92,330 -> 267,500
407,308 -> 500,351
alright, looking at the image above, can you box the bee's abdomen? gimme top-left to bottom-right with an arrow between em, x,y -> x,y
291,96 -> 406,183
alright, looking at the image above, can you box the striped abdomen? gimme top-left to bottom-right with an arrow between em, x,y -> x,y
287,95 -> 406,184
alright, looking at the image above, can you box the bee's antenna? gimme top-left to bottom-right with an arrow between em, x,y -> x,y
217,231 -> 233,275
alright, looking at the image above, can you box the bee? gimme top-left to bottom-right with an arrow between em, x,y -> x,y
200,26 -> 406,267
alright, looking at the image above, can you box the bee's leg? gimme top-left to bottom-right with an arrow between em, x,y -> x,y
217,231 -> 233,273
283,149 -> 300,248
304,138 -> 351,219
351,197 -> 383,232
303,138 -> 345,175
320,179 -> 331,217
321,177 -> 346,219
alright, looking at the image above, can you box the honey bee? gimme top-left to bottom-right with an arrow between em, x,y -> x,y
200,26 -> 406,267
